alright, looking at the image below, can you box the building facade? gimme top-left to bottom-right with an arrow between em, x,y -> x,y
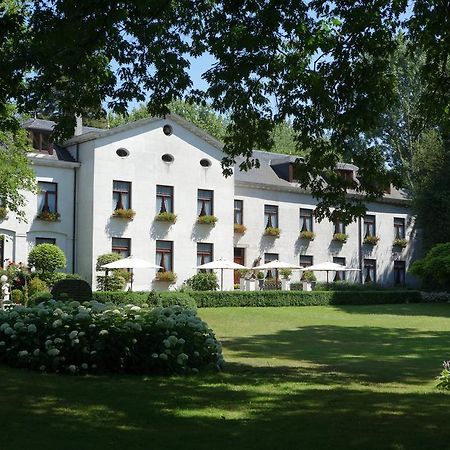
0,115 -> 420,290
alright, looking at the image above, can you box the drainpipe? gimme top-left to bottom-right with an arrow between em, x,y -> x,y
358,216 -> 363,283
72,143 -> 79,274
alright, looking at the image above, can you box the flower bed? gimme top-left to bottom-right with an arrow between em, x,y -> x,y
0,300 -> 223,375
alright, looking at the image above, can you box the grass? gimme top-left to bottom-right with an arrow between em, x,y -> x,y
1,304 -> 450,449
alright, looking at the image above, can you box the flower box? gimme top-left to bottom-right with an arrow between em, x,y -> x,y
264,227 -> 280,237
299,230 -> 315,240
155,271 -> 177,283
363,235 -> 380,245
155,212 -> 177,223
332,233 -> 348,243
0,207 -> 8,220
393,238 -> 408,248
197,215 -> 218,225
112,208 -> 135,220
234,223 -> 247,234
36,211 -> 60,222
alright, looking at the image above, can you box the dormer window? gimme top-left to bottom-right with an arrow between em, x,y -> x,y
30,131 -> 53,154
337,169 -> 354,182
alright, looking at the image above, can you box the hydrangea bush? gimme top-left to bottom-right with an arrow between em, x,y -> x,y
437,361 -> 450,390
0,300 -> 223,375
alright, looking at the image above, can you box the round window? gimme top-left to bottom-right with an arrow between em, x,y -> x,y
163,124 -> 173,136
116,148 -> 129,158
200,158 -> 212,167
162,153 -> 174,163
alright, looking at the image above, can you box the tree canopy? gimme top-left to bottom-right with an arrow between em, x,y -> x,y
1,0 -> 449,222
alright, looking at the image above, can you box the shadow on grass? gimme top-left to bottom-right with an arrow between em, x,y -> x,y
222,325 -> 449,385
0,366 -> 449,450
335,303 -> 450,318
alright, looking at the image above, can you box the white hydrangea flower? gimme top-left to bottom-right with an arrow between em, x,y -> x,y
18,350 -> 28,357
0,323 -> 10,332
132,338 -> 137,344
152,353 -> 158,358
99,329 -> 109,336
39,365 -> 46,371
13,321 -> 25,330
81,363 -> 88,370
54,337 -> 64,344
52,319 -> 62,328
0,341 -> 5,346
68,365 -> 77,373
27,324 -> 37,333
178,338 -> 185,345
69,330 -> 78,340
4,327 -> 14,336
47,348 -> 60,356
33,349 -> 40,356
159,353 -> 168,360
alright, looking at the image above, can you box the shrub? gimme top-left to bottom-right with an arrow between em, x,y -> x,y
51,279 -> 93,302
149,292 -> 197,309
185,273 -> 218,291
437,361 -> 450,390
237,269 -> 249,278
280,268 -> 292,279
188,290 -> 422,307
11,289 -> 24,304
332,233 -> 348,243
0,300 -> 223,375
410,243 -> 450,290
234,223 -> 247,234
363,235 -> 380,245
256,271 -> 265,280
28,291 -> 53,306
393,238 -> 408,248
421,292 -> 450,303
264,227 -> 280,237
301,270 -> 317,282
92,291 -> 149,305
155,271 -> 177,283
96,253 -> 127,291
154,212 -> 177,223
299,230 -> 315,240
36,211 -> 60,222
314,281 -> 386,291
0,207 -> 8,220
40,272 -> 82,288
197,215 -> 218,225
28,244 -> 66,273
112,208 -> 135,220
28,277 -> 49,297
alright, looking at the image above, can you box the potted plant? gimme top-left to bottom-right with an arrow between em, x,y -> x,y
155,211 -> 177,223
363,235 -> 380,245
264,226 -> 281,237
299,230 -> 315,240
280,268 -> 292,291
0,207 -> 8,220
256,270 -> 265,290
234,223 -> 247,234
301,270 -> 316,291
197,214 -> 218,225
155,271 -> 177,283
36,211 -> 60,222
332,233 -> 348,243
112,208 -> 136,220
393,238 -> 408,248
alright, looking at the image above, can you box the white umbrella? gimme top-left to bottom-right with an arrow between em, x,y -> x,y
102,256 -> 162,291
195,258 -> 248,290
253,260 -> 303,270
306,261 -> 360,284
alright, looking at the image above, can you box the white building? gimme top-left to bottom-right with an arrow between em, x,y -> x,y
0,115 -> 420,290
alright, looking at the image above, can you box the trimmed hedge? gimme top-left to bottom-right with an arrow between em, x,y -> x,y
51,279 -> 93,302
189,290 -> 422,307
89,289 -> 422,308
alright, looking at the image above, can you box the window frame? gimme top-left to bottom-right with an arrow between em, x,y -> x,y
35,237 -> 56,246
393,260 -> 406,285
363,215 -> 376,237
38,181 -> 58,214
156,240 -> 173,272
197,189 -> 214,216
300,255 -> 314,268
156,185 -> 174,214
333,257 -> 346,282
112,180 -> 132,211
111,237 -> 131,258
264,252 -> 279,279
0,237 -> 4,269
197,242 -> 214,271
234,199 -> 244,225
264,204 -> 279,229
363,258 -> 376,284
394,217 -> 406,239
300,208 -> 314,232
334,220 -> 346,234
30,130 -> 53,154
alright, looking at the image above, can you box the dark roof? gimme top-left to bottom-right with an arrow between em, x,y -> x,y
22,118 -> 101,135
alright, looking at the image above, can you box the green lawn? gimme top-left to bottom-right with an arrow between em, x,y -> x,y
1,304 -> 450,449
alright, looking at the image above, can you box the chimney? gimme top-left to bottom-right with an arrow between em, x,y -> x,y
74,115 -> 83,136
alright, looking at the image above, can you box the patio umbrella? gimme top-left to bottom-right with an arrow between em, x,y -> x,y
306,261 -> 360,284
253,260 -> 304,270
195,258 -> 248,290
102,256 -> 162,291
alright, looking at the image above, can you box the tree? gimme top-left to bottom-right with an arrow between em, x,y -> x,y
2,0 -> 450,222
28,243 -> 67,273
95,253 -> 128,291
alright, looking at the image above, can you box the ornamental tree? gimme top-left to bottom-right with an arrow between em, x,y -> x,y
28,243 -> 67,273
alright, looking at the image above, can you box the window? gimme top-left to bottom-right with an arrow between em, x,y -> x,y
200,158 -> 212,167
334,220 -> 346,234
0,237 -> 4,269
156,240 -> 173,272
38,181 -> 57,214
30,131 -> 53,153
198,189 -> 213,216
333,257 -> 346,282
337,169 -> 354,182
394,217 -> 406,239
393,261 -> 406,285
161,153 -> 174,163
264,205 -> 278,228
234,200 -> 243,225
163,124 -> 173,136
36,237 -> 56,246
300,208 -> 313,232
197,243 -> 213,270
300,255 -> 313,267
264,253 -> 279,279
364,215 -> 376,237
156,185 -> 174,214
113,181 -> 131,211
363,259 -> 376,283
112,238 -> 131,258
116,148 -> 129,158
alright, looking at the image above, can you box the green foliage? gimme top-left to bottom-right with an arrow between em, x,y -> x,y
234,223 -> 247,234
256,271 -> 265,280
185,273 -> 218,291
154,212 -> 177,223
264,227 -> 280,237
393,238 -> 408,248
112,208 -> 135,220
148,292 -> 197,309
28,277 -> 49,297
51,279 -> 92,302
36,211 -> 60,222
333,233 -> 348,243
0,207 -> 8,220
96,253 -> 122,271
299,231 -> 315,240
92,291 -> 149,305
409,243 -> 450,290
196,215 -> 218,225
301,271 -> 317,282
436,361 -> 450,391
155,271 -> 177,283
280,269 -> 292,279
96,274 -> 126,292
28,244 -> 66,273
363,235 -> 380,245
11,289 -> 24,304
28,291 -> 53,306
